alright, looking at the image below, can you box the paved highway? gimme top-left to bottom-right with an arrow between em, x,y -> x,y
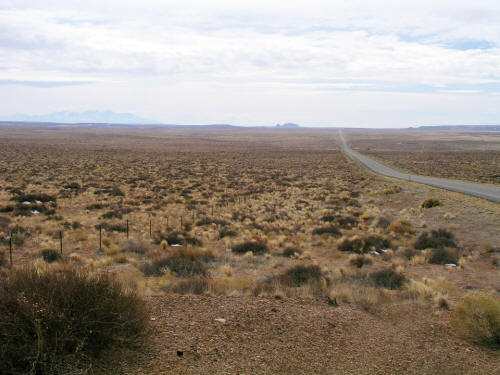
339,130 -> 500,203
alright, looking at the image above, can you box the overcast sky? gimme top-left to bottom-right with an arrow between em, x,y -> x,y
1,0 -> 500,127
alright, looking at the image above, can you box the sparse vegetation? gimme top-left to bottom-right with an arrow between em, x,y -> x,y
232,241 -> 268,255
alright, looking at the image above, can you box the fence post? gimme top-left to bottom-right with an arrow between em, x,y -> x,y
192,211 -> 195,224
211,205 -> 214,216
99,224 -> 102,251
9,232 -> 12,267
59,230 -> 63,255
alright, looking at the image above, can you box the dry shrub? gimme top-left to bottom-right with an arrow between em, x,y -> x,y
40,249 -> 60,263
0,250 -> 5,268
370,268 -> 406,289
388,219 -> 414,235
414,229 -> 456,250
451,293 -> 500,348
142,248 -> 215,277
349,254 -> 373,268
0,266 -> 149,374
339,235 -> 391,254
428,247 -> 458,265
312,226 -> 341,237
211,275 -> 254,294
421,198 -> 442,208
232,241 -> 268,255
120,238 -> 149,254
282,246 -> 301,257
279,265 -> 323,287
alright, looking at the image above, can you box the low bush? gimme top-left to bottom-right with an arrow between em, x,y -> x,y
349,255 -> 373,268
41,249 -> 60,263
376,217 -> 391,229
370,268 -> 406,289
428,247 -> 458,265
219,228 -> 237,239
388,219 -> 414,235
337,216 -> 359,229
0,266 -> 149,374
339,235 -> 391,254
420,198 -> 442,208
414,229 -> 456,250
312,226 -> 341,237
279,265 -> 323,287
232,241 -> 268,255
282,247 -> 301,257
452,293 -> 500,348
321,215 -> 336,222
142,248 -> 212,277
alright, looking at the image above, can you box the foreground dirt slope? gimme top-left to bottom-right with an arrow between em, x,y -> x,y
116,296 -> 499,375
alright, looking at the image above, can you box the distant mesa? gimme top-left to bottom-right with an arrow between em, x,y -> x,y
6,110 -> 159,125
275,123 -> 301,129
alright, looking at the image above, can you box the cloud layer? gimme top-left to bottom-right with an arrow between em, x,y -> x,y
1,1 -> 500,126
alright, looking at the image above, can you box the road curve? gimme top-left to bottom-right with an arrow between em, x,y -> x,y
339,130 -> 500,203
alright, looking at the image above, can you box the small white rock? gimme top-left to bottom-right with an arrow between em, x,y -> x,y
445,263 -> 457,268
31,210 -> 40,214
170,244 -> 182,247
22,201 -> 31,205
215,318 -> 226,323
35,200 -> 42,204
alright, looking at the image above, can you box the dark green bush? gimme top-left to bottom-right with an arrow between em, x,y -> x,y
414,229 -> 456,250
0,266 -> 149,374
370,268 -> 406,289
232,241 -> 268,255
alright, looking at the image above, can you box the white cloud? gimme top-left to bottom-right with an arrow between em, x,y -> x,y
1,1 -> 500,126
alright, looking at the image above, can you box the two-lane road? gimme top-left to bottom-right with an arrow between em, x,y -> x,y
339,130 -> 500,203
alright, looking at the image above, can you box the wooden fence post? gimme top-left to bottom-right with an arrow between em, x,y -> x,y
9,232 -> 13,267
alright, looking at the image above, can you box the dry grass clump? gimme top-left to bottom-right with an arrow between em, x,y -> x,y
451,293 -> 500,348
232,241 -> 268,255
120,238 -> 149,254
349,254 -> 373,268
0,250 -> 5,268
387,219 -> 414,235
420,198 -> 442,208
0,265 -> 149,374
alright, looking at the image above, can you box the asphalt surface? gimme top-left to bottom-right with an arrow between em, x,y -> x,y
339,130 -> 500,203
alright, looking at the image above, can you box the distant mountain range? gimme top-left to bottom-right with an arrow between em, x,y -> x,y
5,110 -> 159,124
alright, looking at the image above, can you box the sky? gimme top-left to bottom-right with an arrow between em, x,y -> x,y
1,0 -> 500,127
